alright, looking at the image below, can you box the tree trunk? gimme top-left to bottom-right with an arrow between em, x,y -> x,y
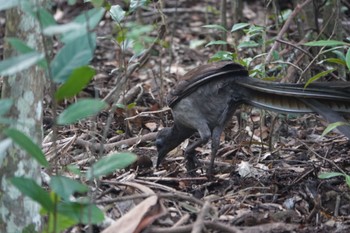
0,1 -> 47,232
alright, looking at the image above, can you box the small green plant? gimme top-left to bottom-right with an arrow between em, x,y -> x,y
0,0 -> 146,231
303,39 -> 350,83
318,171 -> 350,189
4,128 -> 137,232
203,22 -> 274,77
303,39 -> 350,136
109,1 -> 157,69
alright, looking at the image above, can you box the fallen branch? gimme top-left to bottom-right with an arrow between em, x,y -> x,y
75,132 -> 157,152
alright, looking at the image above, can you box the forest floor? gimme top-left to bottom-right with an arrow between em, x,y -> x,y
35,0 -> 350,232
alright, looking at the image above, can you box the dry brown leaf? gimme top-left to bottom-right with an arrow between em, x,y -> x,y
102,182 -> 167,233
102,196 -> 166,233
145,122 -> 157,132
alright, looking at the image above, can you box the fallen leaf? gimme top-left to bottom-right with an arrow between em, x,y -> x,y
145,122 -> 157,132
102,182 -> 167,233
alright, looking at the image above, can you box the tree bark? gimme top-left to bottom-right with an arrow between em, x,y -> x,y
0,1 -> 47,232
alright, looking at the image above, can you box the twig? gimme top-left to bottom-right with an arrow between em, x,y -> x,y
334,194 -> 340,217
172,214 -> 191,228
116,84 -> 143,105
270,61 -> 303,72
275,38 -> 314,59
297,139 -> 346,174
136,176 -> 208,182
265,0 -> 313,64
192,201 -> 211,233
103,24 -> 166,104
75,132 -> 157,151
99,180 -> 206,206
140,7 -> 211,18
149,221 -> 243,233
124,107 -> 171,121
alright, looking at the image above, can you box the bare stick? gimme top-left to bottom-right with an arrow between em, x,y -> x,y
75,132 -> 157,152
265,0 -> 313,64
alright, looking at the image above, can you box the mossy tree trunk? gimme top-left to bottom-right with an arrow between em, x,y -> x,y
0,1 -> 48,232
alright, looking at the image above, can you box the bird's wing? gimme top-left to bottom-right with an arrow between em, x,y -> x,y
168,61 -> 248,107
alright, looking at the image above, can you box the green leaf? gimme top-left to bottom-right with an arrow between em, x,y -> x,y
130,0 -> 148,12
231,23 -> 250,32
89,0 -> 105,8
46,212 -> 76,233
11,177 -> 54,211
44,8 -> 104,41
205,40 -> 228,47
57,99 -> 108,125
55,66 -> 95,101
44,23 -> 82,35
6,38 -> 34,53
304,69 -> 335,88
110,5 -> 126,23
318,172 -> 345,179
0,52 -> 44,76
246,25 -> 264,35
16,0 -> 35,16
323,58 -> 346,66
127,102 -> 136,109
126,24 -> 154,38
0,118 -> 14,125
0,0 -> 20,10
272,50 -> 280,60
209,51 -> 233,61
237,41 -> 259,48
116,129 -> 124,134
345,175 -> 350,188
51,33 -> 96,83
180,202 -> 198,213
74,7 -> 105,30
66,165 -> 82,176
115,103 -> 126,109
346,48 -> 350,71
304,40 -> 348,47
6,38 -> 47,68
61,7 -> 105,43
57,202 -> 104,224
0,99 -> 13,116
37,8 -> 56,28
50,176 -> 88,201
202,24 -> 227,32
4,128 -> 49,167
322,121 -> 350,137
278,9 -> 291,22
86,152 -> 137,180
189,39 -> 206,49
332,50 -> 346,60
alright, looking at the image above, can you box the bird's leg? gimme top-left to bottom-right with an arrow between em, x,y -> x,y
184,125 -> 211,175
185,150 -> 200,175
206,97 -> 239,176
208,126 -> 224,177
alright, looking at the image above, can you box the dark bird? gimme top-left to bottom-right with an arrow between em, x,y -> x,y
156,61 -> 350,175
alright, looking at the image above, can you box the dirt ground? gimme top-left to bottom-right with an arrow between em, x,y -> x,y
4,0 -> 350,232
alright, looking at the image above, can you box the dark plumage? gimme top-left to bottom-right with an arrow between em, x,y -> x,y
156,61 -> 350,175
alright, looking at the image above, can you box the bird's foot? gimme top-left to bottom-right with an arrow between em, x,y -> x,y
206,165 -> 215,179
185,153 -> 203,176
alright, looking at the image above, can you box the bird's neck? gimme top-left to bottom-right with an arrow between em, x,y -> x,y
168,123 -> 196,148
